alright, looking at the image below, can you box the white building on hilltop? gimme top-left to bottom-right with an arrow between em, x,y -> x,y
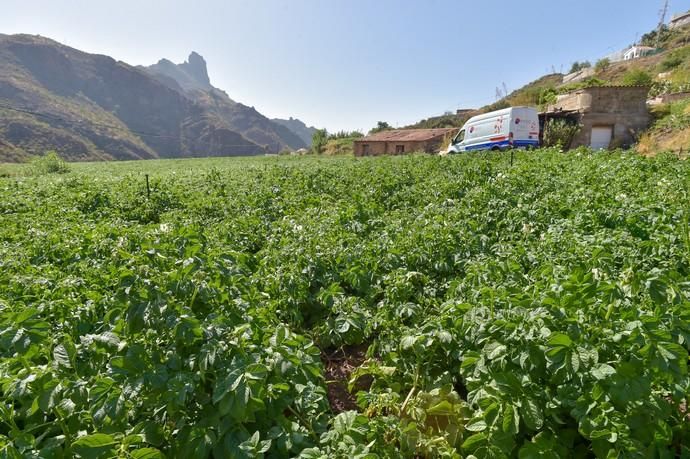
623,46 -> 656,61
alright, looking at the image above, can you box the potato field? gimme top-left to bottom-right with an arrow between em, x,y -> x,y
1,149 -> 689,458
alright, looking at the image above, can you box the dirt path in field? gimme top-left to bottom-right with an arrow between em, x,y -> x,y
321,344 -> 372,413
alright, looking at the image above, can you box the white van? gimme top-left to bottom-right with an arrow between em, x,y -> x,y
444,107 -> 540,154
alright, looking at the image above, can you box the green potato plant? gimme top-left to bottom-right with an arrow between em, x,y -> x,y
0,149 -> 689,457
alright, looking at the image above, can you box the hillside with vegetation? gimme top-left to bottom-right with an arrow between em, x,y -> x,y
629,24 -> 690,154
307,129 -> 363,156
409,21 -> 690,154
407,74 -> 565,130
638,98 -> 690,154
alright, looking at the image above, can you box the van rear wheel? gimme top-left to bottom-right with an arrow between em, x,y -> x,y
491,146 -> 501,151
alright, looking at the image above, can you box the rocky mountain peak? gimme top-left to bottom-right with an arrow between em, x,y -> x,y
181,51 -> 210,86
145,52 -> 211,92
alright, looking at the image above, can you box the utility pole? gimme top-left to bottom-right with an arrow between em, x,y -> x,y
656,0 -> 670,48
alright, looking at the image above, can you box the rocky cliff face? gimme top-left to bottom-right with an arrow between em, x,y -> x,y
181,52 -> 211,88
143,53 -> 308,151
146,52 -> 212,93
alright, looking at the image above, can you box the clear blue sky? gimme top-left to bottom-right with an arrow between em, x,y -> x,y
2,0 -> 690,132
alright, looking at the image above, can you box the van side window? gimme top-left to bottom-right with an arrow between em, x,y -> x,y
455,129 -> 465,143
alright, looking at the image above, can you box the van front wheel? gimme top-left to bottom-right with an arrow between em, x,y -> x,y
491,146 -> 501,151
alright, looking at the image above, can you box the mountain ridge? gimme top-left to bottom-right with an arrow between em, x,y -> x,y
142,53 -> 309,152
0,34 -> 314,162
408,22 -> 690,135
271,117 -> 317,147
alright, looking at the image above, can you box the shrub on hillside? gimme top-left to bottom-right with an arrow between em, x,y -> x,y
324,138 -> 356,156
329,130 -> 363,140
413,114 -> 466,129
509,84 -> 555,107
640,25 -> 677,49
569,61 -> 592,73
30,151 -> 70,175
595,58 -> 611,73
481,100 -> 511,113
658,45 -> 690,72
543,119 -> 581,149
559,77 -> 610,94
660,55 -> 683,71
369,121 -> 393,134
621,69 -> 653,86
538,88 -> 558,109
653,99 -> 690,131
311,129 -> 328,154
650,103 -> 672,122
650,79 -> 690,97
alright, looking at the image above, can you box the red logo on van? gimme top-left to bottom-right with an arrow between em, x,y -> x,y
515,118 -> 521,124
469,126 -> 475,133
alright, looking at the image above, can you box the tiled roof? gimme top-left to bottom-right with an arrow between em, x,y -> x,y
357,128 -> 457,142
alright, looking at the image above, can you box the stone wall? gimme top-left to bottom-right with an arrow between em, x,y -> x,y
562,67 -> 595,84
546,87 -> 651,149
551,92 -> 592,112
648,92 -> 690,106
353,139 -> 443,156
585,87 -> 650,114
549,87 -> 649,115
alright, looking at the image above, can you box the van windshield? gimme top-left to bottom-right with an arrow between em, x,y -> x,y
454,129 -> 465,144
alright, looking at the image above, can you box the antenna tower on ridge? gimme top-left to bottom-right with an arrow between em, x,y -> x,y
656,0 -> 670,48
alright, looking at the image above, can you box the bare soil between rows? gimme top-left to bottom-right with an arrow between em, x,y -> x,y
321,344 -> 372,413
